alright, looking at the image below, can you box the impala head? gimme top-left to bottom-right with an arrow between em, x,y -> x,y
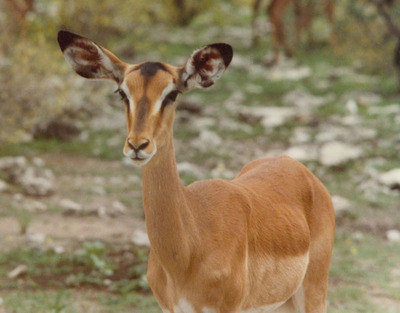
57,31 -> 233,166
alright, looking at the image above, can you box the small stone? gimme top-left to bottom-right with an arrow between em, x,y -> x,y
7,264 -> 27,279
53,246 -> 65,254
177,162 -> 205,179
319,141 -> 363,167
111,201 -> 127,216
26,232 -> 46,244
20,167 -> 55,196
131,230 -> 151,248
90,185 -> 107,195
246,107 -> 296,129
331,196 -> 351,214
24,200 -> 47,212
199,130 -> 222,148
32,157 -> 45,167
60,199 -> 83,215
386,230 -> 400,243
378,169 -> 400,189
284,146 -> 318,162
290,127 -> 312,145
97,206 -> 107,218
0,179 -> 9,192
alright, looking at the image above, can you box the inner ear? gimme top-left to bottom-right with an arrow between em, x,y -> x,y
57,30 -> 126,83
181,43 -> 233,91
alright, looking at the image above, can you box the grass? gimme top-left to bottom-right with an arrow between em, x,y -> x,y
328,231 -> 400,312
0,241 -> 159,312
0,129 -> 124,161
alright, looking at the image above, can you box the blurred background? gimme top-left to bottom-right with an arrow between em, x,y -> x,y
0,0 -> 399,312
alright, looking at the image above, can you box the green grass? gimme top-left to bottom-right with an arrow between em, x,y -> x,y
0,129 -> 124,161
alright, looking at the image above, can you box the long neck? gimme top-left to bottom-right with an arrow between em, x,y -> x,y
141,133 -> 193,268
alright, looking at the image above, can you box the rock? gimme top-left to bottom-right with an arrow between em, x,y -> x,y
368,104 -> 400,116
21,167 -> 55,196
283,89 -> 332,111
0,156 -> 27,182
319,141 -> 363,166
53,245 -> 65,254
97,206 -> 108,218
110,201 -> 127,216
386,229 -> 400,243
194,130 -> 223,151
265,61 -> 312,81
378,169 -> 400,189
246,107 -> 296,128
7,264 -> 27,279
345,99 -> 358,114
131,230 -> 151,248
32,157 -> 45,168
177,162 -> 205,179
331,196 -> 351,215
26,232 -> 46,244
0,179 -> 9,192
0,156 -> 55,196
290,127 -> 312,145
90,185 -> 107,195
356,92 -> 383,106
23,200 -> 47,212
284,146 -> 318,163
60,198 -> 83,215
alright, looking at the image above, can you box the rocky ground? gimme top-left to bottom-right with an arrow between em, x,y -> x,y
0,24 -> 400,313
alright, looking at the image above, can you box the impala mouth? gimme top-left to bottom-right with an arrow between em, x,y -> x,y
130,156 -> 152,166
123,146 -> 157,167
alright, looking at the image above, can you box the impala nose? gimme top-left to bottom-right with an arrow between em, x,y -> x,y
127,139 -> 150,153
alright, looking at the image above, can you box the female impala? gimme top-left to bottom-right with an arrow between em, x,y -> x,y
58,30 -> 335,313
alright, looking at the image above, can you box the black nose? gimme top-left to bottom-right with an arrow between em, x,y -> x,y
128,140 -> 149,152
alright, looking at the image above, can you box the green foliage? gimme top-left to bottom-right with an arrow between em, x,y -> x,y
337,0 -> 400,74
75,241 -> 115,277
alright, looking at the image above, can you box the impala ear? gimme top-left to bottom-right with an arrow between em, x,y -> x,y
179,43 -> 233,91
57,30 -> 127,83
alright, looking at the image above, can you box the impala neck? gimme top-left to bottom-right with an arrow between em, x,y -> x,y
141,132 -> 192,268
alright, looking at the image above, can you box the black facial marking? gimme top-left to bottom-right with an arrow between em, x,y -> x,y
161,90 -> 180,113
133,62 -> 168,77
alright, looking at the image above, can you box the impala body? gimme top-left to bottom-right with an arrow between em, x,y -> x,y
58,30 -> 335,313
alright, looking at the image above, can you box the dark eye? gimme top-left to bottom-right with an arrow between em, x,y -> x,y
114,88 -> 128,101
161,90 -> 180,112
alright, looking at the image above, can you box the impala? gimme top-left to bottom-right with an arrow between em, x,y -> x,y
252,0 -> 336,65
57,30 -> 335,313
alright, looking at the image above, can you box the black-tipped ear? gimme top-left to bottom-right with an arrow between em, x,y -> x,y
57,30 -> 84,52
57,30 -> 127,83
180,43 -> 234,91
208,43 -> 233,68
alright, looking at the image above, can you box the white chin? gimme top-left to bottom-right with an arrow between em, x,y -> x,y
130,157 -> 152,166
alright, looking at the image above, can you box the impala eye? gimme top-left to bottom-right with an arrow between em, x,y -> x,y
161,90 -> 180,112
114,88 -> 128,101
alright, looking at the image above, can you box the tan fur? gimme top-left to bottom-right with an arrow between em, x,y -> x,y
59,33 -> 335,313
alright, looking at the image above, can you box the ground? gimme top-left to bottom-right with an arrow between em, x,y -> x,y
1,6 -> 400,312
